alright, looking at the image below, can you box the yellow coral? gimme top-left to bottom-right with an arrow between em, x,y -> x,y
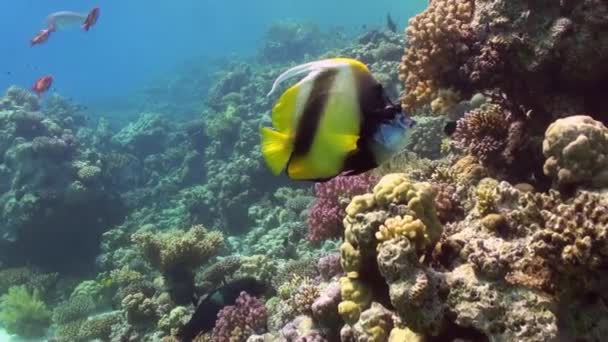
339,276 -> 371,325
376,215 -> 431,252
345,193 -> 376,217
340,241 -> 362,276
371,174 -> 442,246
389,327 -> 425,342
475,177 -> 499,216
373,174 -> 415,206
430,88 -> 461,115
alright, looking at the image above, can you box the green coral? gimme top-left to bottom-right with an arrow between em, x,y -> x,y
0,285 -> 51,338
132,224 -> 225,272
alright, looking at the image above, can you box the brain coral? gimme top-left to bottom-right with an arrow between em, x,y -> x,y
542,115 -> 608,188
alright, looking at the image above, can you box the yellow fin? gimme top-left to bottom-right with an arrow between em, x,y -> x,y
287,133 -> 359,180
271,84 -> 300,133
260,127 -> 293,175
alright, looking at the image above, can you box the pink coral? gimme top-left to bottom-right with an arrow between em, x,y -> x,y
307,174 -> 377,242
211,291 -> 267,342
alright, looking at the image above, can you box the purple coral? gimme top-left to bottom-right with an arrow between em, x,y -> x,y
212,291 -> 268,342
307,174 -> 377,242
452,103 -> 526,169
317,253 -> 342,281
311,281 -> 342,327
281,316 -> 328,342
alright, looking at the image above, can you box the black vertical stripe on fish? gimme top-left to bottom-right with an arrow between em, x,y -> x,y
291,68 -> 339,157
341,71 -> 384,175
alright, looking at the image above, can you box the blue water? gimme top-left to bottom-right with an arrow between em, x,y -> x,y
0,0 -> 425,102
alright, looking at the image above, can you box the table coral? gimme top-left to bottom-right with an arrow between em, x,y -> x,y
542,115 -> 608,188
132,224 -> 224,273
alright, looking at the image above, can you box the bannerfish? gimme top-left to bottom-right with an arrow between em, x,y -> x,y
32,75 -> 53,96
176,277 -> 271,341
260,58 -> 416,182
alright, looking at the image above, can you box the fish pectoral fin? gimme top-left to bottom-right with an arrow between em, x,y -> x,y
260,127 -> 292,175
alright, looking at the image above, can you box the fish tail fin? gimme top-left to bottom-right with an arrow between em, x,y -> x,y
260,127 -> 292,175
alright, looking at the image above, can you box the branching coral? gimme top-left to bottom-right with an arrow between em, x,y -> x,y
211,291 -> 268,342
399,0 -> 474,111
0,286 -> 51,338
307,173 -> 377,242
452,103 -> 525,169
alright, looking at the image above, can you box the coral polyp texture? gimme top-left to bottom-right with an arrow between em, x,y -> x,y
542,115 -> 608,188
399,0 -> 473,111
211,291 -> 268,342
307,173 -> 377,242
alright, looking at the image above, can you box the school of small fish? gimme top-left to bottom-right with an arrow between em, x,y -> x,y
29,7 -> 100,97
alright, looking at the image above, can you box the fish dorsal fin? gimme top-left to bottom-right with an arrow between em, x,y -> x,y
267,58 -> 362,97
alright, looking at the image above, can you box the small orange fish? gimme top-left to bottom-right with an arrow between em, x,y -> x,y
82,7 -> 100,31
30,29 -> 53,46
32,75 -> 53,96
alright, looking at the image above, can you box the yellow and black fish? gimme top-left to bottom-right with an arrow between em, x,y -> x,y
260,58 -> 415,181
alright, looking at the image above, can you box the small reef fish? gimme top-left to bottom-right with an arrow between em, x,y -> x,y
177,277 -> 271,341
82,7 -> 100,31
32,75 -> 53,96
261,58 -> 416,182
30,28 -> 53,46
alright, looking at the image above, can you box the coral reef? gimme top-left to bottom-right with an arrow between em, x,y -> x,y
2,9 -> 608,342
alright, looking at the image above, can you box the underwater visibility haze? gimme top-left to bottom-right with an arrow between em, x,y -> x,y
1,0 -> 608,341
